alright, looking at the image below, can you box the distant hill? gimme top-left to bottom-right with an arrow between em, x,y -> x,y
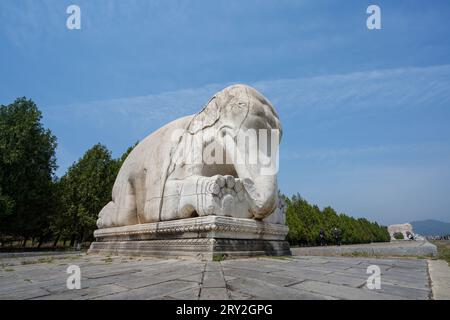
410,219 -> 450,236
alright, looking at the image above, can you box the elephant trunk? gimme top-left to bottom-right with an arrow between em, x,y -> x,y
241,172 -> 278,219
224,134 -> 278,219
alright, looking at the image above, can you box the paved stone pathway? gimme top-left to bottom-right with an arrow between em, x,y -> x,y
428,259 -> 450,300
0,253 -> 433,300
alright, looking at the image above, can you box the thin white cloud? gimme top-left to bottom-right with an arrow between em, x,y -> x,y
0,0 -> 64,50
47,82 -> 228,126
47,63 -> 450,126
281,143 -> 450,161
253,64 -> 450,117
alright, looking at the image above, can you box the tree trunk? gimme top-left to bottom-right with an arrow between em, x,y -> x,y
53,234 -> 61,247
37,236 -> 44,248
70,234 -> 76,247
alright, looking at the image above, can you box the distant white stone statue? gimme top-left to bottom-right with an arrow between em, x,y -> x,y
90,84 -> 290,260
388,223 -> 414,240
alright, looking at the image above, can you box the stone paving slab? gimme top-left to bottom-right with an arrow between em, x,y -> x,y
199,288 -> 229,300
0,253 -> 438,300
290,280 -> 405,300
428,259 -> 450,300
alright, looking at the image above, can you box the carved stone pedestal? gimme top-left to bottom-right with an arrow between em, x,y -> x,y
88,216 -> 291,260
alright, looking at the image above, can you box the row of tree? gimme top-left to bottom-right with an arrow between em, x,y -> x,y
51,143 -> 134,246
0,97 -> 135,247
285,194 -> 390,246
1,98 -> 58,246
1,97 -> 389,248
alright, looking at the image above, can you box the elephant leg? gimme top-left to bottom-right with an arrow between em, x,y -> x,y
159,180 -> 185,221
177,175 -> 252,218
97,180 -> 138,227
262,192 -> 285,224
97,201 -> 115,228
115,179 -> 139,226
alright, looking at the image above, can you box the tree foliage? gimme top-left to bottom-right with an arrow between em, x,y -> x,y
0,98 -> 57,244
285,194 -> 390,246
52,141 -> 138,245
393,232 -> 404,240
55,144 -> 120,244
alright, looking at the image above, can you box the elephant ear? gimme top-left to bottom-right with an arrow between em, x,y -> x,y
187,95 -> 220,134
187,86 -> 246,134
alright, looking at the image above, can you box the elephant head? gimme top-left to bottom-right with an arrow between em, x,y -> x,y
184,84 -> 282,220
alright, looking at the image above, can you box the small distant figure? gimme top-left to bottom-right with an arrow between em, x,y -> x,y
406,231 -> 414,241
333,227 -> 342,246
319,229 -> 326,246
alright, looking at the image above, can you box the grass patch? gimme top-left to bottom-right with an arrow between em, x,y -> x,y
212,254 -> 227,262
102,256 -> 113,263
67,255 -> 81,260
341,252 -> 372,258
20,257 -> 54,265
431,240 -> 450,266
4,268 -> 15,272
340,251 -> 432,259
263,256 -> 293,261
38,257 -> 54,263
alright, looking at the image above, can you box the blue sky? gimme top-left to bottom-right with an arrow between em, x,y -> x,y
1,0 -> 450,225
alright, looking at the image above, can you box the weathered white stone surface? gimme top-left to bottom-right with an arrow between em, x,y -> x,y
0,253 -> 433,300
90,216 -> 290,260
96,84 -> 284,228
91,84 -> 289,259
93,216 -> 289,241
388,223 -> 414,240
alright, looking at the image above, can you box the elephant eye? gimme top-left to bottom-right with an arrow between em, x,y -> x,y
219,125 -> 233,137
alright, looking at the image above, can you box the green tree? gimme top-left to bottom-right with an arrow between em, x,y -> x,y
284,194 -> 390,246
58,144 -> 117,245
393,232 -> 404,240
51,141 -> 139,246
0,187 -> 14,221
0,98 -> 57,245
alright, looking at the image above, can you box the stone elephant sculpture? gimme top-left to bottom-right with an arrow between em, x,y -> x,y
97,84 -> 285,229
